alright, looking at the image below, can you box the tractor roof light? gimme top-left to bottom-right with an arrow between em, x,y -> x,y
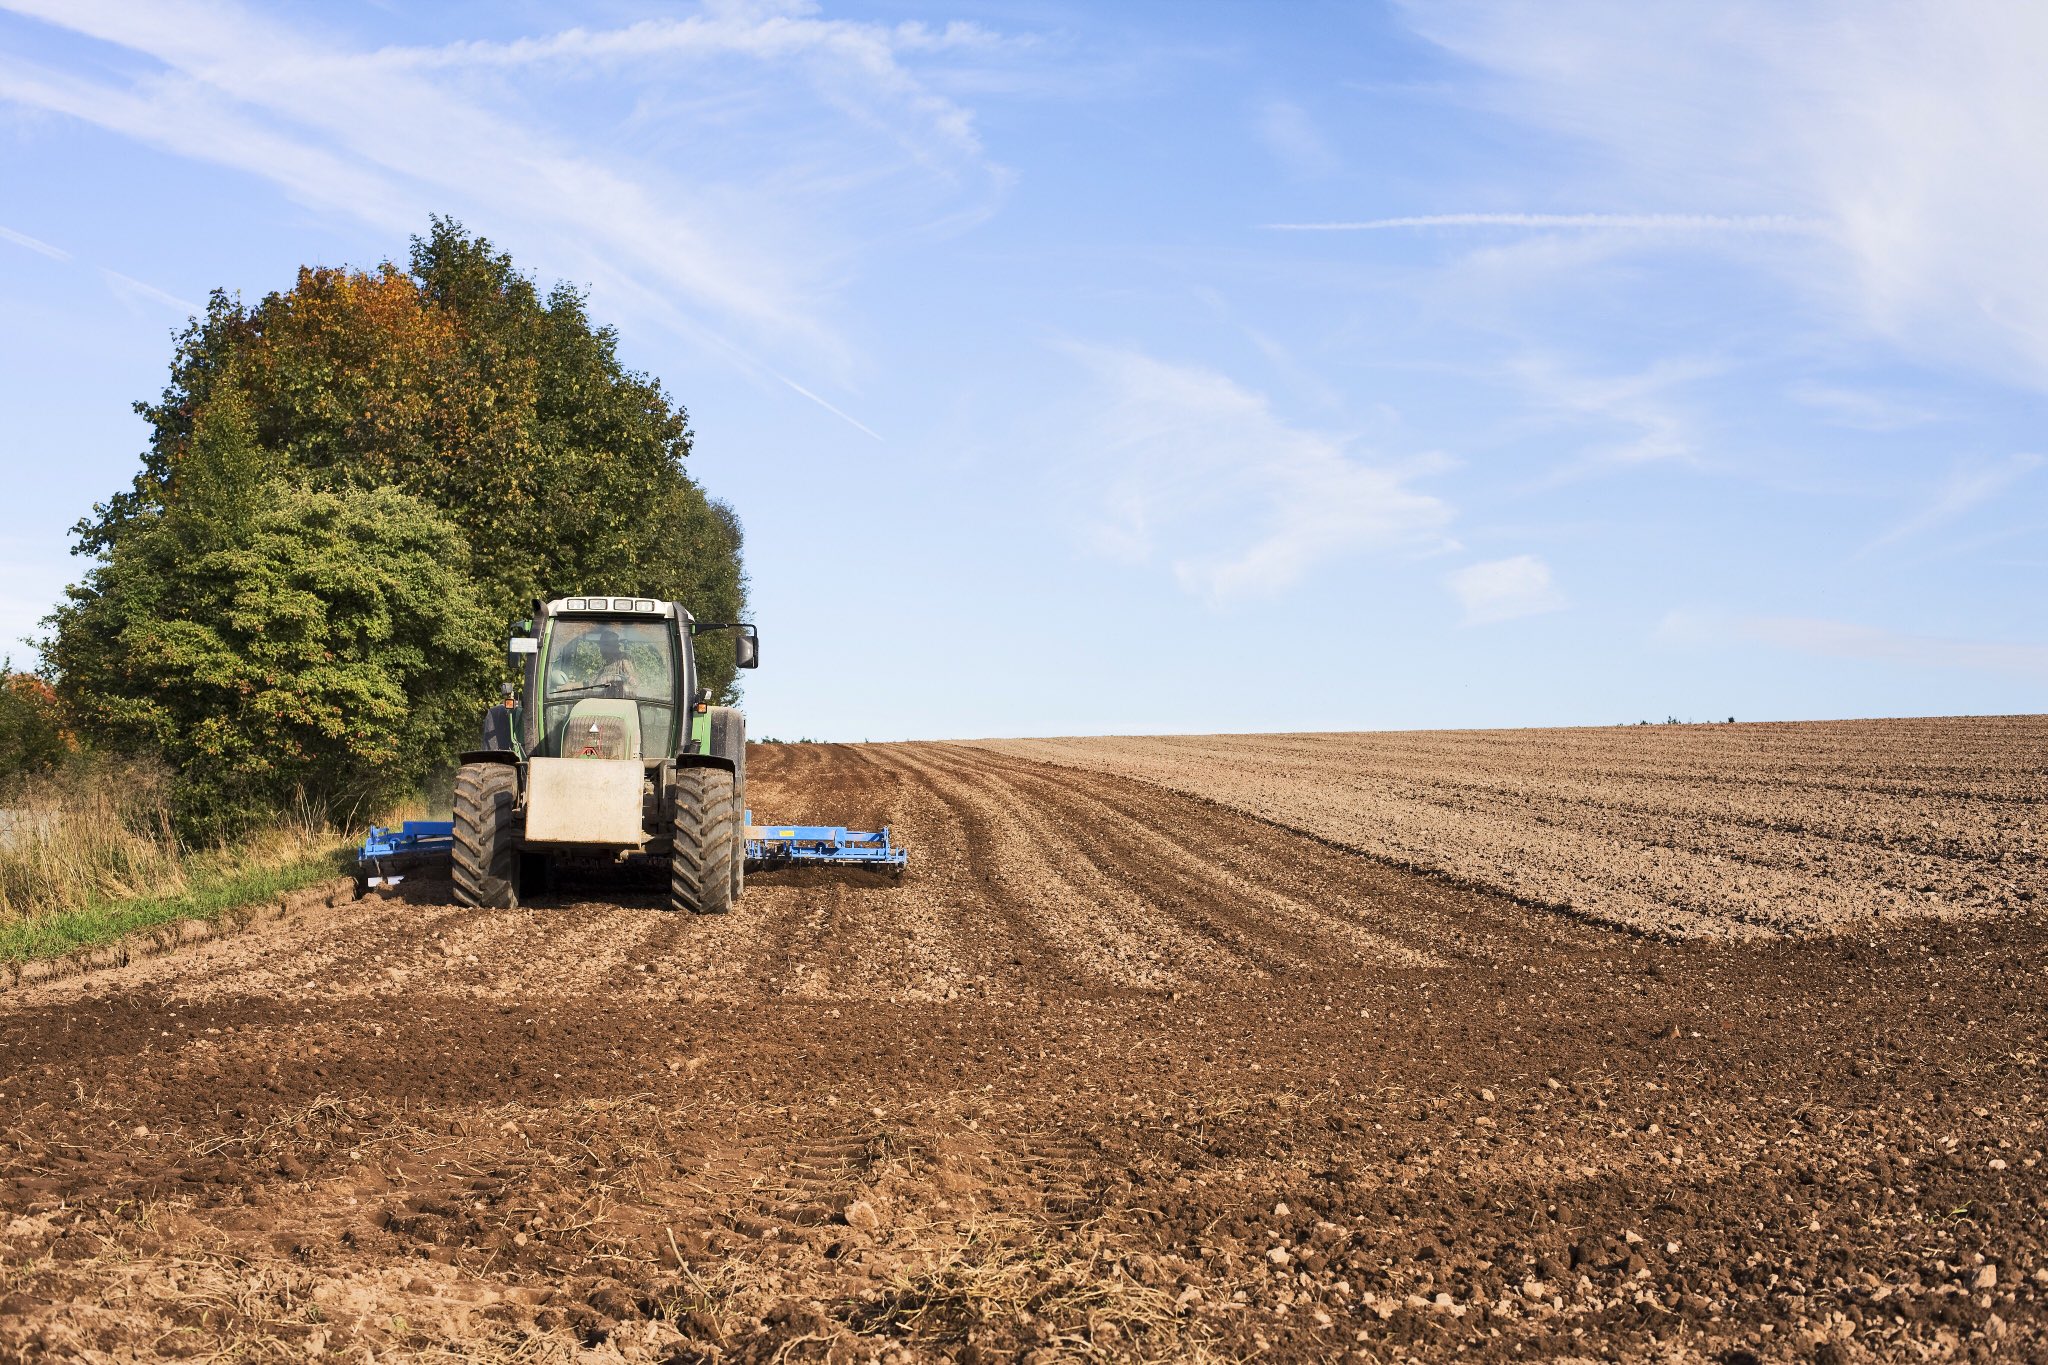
550,595 -> 670,616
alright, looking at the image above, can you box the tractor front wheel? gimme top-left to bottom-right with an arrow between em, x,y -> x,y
669,767 -> 738,915
452,762 -> 522,908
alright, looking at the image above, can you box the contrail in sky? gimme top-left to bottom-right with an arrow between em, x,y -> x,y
779,376 -> 884,443
101,268 -> 200,314
0,224 -> 70,259
1264,213 -> 1825,234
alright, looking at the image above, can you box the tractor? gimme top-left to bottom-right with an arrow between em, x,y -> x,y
452,594 -> 759,914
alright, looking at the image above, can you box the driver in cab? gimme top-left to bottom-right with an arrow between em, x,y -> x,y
556,625 -> 642,696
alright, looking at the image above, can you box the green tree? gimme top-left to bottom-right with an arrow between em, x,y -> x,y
78,217 -> 747,699
54,219 -> 749,834
48,473 -> 496,841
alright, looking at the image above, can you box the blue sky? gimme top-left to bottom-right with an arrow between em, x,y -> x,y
1,0 -> 2043,741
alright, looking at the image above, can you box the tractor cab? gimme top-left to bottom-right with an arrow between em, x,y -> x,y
532,601 -> 684,761
495,596 -> 758,765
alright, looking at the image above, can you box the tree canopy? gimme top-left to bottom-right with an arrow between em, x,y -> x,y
50,220 -> 747,834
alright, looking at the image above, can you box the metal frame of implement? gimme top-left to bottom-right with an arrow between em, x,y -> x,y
356,815 -> 906,882
745,811 -> 906,874
359,820 -> 454,887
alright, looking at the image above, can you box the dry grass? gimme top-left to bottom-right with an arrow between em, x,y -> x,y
848,1213 -> 1201,1358
0,757 -> 355,960
0,758 -> 185,920
0,758 -> 380,926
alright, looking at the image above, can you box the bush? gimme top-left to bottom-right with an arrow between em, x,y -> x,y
46,477 -> 497,841
0,665 -> 71,794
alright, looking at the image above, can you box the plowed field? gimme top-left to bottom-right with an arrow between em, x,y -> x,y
2,725 -> 2044,1363
990,716 -> 2047,941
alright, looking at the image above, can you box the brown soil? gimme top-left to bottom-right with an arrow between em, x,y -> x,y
988,716 -> 2048,940
2,735 -> 2043,1363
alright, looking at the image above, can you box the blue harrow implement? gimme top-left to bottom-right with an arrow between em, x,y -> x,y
356,812 -> 905,886
744,811 -> 907,875
358,820 -> 455,889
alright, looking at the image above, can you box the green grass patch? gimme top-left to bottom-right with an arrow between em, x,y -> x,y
0,845 -> 351,965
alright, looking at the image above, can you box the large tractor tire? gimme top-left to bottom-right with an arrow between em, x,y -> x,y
452,762 -> 522,908
706,708 -> 747,905
669,766 -> 739,915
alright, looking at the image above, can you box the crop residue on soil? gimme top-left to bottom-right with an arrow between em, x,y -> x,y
2,728 -> 2044,1362
988,716 -> 2047,940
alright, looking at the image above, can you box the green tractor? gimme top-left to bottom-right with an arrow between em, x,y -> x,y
454,594 -> 759,914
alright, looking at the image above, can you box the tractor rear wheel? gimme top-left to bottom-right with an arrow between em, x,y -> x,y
452,762 -> 522,908
669,767 -> 738,915
707,707 -> 747,906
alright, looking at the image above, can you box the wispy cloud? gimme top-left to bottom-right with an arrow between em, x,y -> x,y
1510,354 -> 1713,475
1266,213 -> 1821,233
1254,99 -> 1340,179
1399,1 -> 2048,391
0,0 -> 1022,431
1661,610 -> 2048,681
363,8 -> 1010,171
386,12 -> 1014,69
1447,555 -> 1563,625
1859,453 -> 2044,556
1787,382 -> 1939,431
0,223 -> 69,259
1066,343 -> 1453,601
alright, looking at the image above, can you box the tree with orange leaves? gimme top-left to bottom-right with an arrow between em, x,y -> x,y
77,219 -> 745,694
48,219 -> 744,835
0,665 -> 71,792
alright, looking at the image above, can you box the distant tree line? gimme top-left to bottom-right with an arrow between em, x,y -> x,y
36,221 -> 747,837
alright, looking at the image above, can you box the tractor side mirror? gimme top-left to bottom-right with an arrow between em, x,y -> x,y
735,628 -> 759,670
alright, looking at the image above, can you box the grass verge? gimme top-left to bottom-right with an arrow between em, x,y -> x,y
0,843 -> 350,965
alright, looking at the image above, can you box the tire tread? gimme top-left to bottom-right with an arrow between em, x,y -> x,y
452,763 -> 521,908
670,767 -> 738,915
